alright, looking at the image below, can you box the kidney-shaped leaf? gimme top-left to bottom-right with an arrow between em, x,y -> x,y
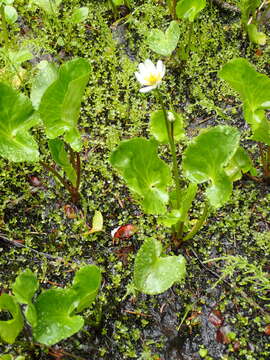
29,0 -> 62,14
33,288 -> 84,346
225,146 -> 254,182
0,83 -> 39,162
70,265 -> 101,313
148,21 -> 180,56
39,58 -> 91,151
176,0 -> 206,22
71,7 -> 89,24
110,138 -> 172,215
150,109 -> 184,144
219,58 -> 270,145
0,294 -> 23,344
182,126 -> 240,208
134,238 -> 186,295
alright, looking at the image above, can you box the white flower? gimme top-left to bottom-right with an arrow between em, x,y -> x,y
135,59 -> 165,93
167,111 -> 175,122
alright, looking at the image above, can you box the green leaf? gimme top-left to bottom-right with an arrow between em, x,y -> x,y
247,24 -> 266,45
147,21 -> 180,56
219,58 -> 270,145
70,265 -> 101,312
29,0 -> 62,14
12,269 -> 39,305
71,7 -> 89,24
112,0 -> 124,6
159,183 -> 197,227
89,210 -> 103,233
0,83 -> 39,162
2,48 -> 33,68
134,238 -> 186,295
48,139 -> 77,186
4,5 -> 17,24
12,269 -> 38,327
238,0 -> 260,24
225,146 -> 253,182
110,138 -> 172,215
39,58 -> 91,151
33,288 -> 84,346
182,126 -> 240,208
0,294 -> 23,344
176,0 -> 206,22
31,60 -> 58,110
150,110 -> 184,144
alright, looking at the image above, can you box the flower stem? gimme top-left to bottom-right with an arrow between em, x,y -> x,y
186,21 -> 194,56
156,89 -> 184,239
183,201 -> 209,242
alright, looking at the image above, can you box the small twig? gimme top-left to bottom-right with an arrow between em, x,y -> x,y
123,310 -> 151,317
0,233 -> 63,261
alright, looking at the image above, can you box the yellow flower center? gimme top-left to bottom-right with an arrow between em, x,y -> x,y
145,73 -> 161,85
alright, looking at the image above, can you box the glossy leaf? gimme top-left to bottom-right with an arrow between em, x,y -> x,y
110,138 -> 172,215
70,265 -> 101,312
71,7 -> 89,24
134,238 -> 186,295
147,21 -> 180,56
239,0 -> 260,24
219,58 -> 270,146
0,83 -> 39,162
6,49 -> 33,66
247,24 -> 266,46
150,110 -> 184,144
12,269 -> 39,305
182,126 -> 240,208
48,139 -> 77,186
4,5 -> 18,24
33,288 -> 84,346
39,58 -> 91,151
176,0 -> 206,22
0,294 -> 23,344
31,60 -> 58,110
29,0 -> 62,14
225,146 -> 253,182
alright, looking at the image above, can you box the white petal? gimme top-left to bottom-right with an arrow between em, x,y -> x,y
138,62 -> 147,75
144,59 -> 156,73
139,85 -> 156,93
135,72 -> 150,85
156,60 -> 165,77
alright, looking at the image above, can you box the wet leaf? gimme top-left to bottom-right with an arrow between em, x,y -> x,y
29,0 -> 62,14
134,238 -> 186,295
216,325 -> 231,344
0,83 -> 39,162
147,21 -> 180,56
39,58 -> 91,151
0,294 -> 23,344
247,24 -> 266,46
4,5 -> 18,24
110,138 -> 172,215
176,0 -> 206,22
150,110 -> 184,144
182,126 -> 240,208
12,269 -> 39,305
208,310 -> 224,327
219,58 -> 270,146
111,224 -> 138,239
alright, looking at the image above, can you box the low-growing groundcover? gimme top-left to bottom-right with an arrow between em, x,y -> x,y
0,0 -> 270,359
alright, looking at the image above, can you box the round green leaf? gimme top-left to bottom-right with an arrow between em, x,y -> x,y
4,5 -> 17,24
33,288 -> 84,346
71,7 -> 89,24
182,126 -> 240,208
0,294 -> 23,344
148,21 -> 180,56
150,109 -> 184,144
219,58 -> 270,146
0,83 -> 39,162
110,138 -> 172,215
225,146 -> 253,182
134,238 -> 186,295
39,58 -> 91,151
176,0 -> 206,22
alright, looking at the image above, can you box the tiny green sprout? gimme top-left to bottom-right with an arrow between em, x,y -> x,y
0,0 -> 18,48
199,347 -> 208,358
